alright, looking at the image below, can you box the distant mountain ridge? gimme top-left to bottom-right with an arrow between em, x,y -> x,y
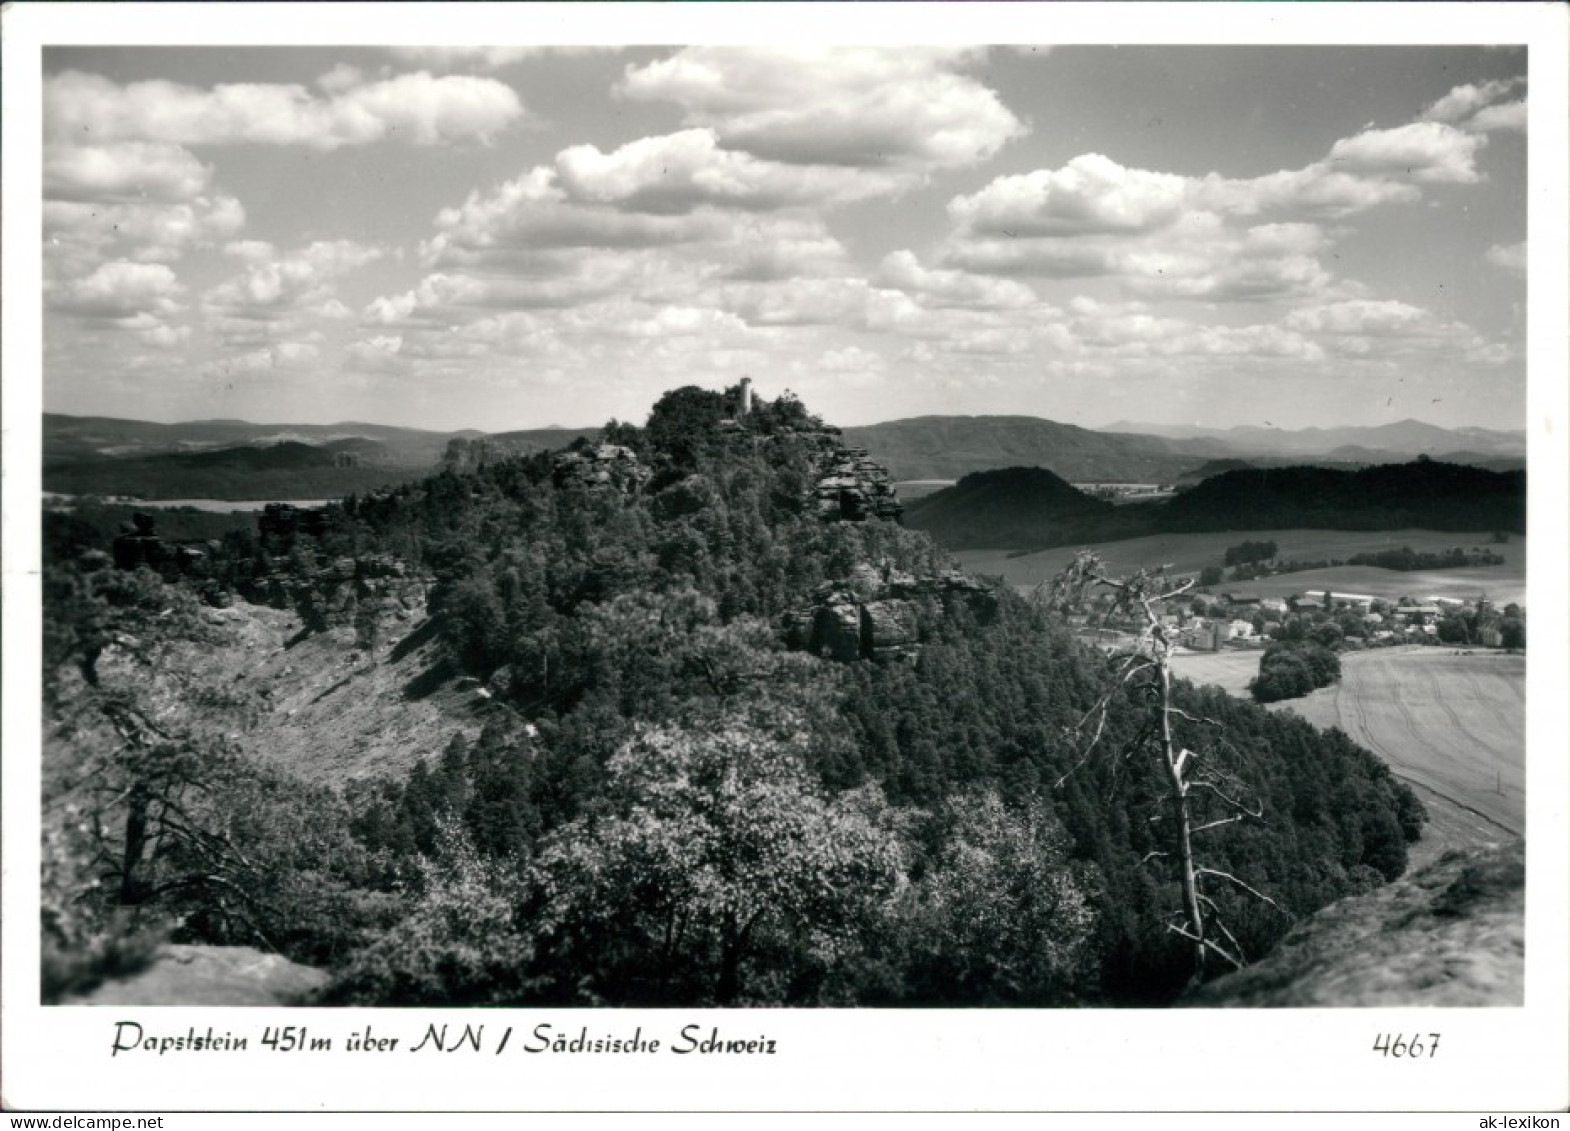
45,413 -> 595,467
1102,418 -> 1526,459
44,411 -> 1525,502
844,414 -> 1524,484
840,415 -> 1231,484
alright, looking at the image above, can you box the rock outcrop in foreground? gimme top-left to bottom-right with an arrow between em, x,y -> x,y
65,944 -> 327,1007
1186,841 -> 1523,1007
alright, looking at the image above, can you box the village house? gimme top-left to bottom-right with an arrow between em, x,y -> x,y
1183,620 -> 1224,652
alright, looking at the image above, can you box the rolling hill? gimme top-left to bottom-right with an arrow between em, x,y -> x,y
839,415 -> 1230,483
42,414 -> 598,500
907,459 -> 1526,552
902,465 -> 1131,550
1104,418 -> 1526,459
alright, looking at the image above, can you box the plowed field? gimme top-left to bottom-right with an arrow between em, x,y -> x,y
1278,647 -> 1524,837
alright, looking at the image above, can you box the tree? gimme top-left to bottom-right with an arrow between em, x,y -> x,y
530,718 -> 904,1004
1041,552 -> 1286,985
899,789 -> 1099,1005
644,385 -> 729,467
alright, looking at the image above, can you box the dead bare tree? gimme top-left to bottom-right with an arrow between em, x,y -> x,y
1039,551 -> 1287,985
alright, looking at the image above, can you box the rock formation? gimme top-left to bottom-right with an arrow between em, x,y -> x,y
111,512 -> 166,570
786,560 -> 996,664
552,443 -> 651,495
813,446 -> 904,523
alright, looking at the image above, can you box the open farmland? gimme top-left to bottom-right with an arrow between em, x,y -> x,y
1277,647 -> 1524,837
953,528 -> 1526,607
1170,649 -> 1263,697
1176,645 -> 1524,843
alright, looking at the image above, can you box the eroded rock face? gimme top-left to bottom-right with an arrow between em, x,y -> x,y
861,599 -> 919,662
787,561 -> 996,664
812,446 -> 904,524
552,444 -> 651,495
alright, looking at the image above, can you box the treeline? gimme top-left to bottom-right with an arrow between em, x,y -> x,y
1345,546 -> 1504,571
42,384 -> 1425,1008
1224,540 -> 1278,567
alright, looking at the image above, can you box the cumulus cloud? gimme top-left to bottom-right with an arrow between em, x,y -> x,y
617,47 -> 1023,173
949,154 -> 1189,238
387,47 -> 615,70
204,239 -> 383,345
940,100 -> 1501,303
814,346 -> 889,385
1066,303 -> 1324,361
721,217 -> 850,281
1284,299 -> 1490,359
947,211 -> 1333,303
1485,241 -> 1527,274
49,259 -> 184,319
364,251 -> 650,324
1324,121 -> 1485,184
45,69 -> 523,150
555,129 -> 904,213
44,195 -> 246,268
203,342 -> 321,379
876,250 -> 1038,310
715,277 -> 917,331
44,141 -> 211,202
344,334 -> 407,373
424,167 -> 723,267
1422,76 -> 1527,134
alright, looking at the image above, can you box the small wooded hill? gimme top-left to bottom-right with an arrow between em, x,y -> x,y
906,459 -> 1526,550
903,466 -> 1129,550
1162,460 -> 1526,535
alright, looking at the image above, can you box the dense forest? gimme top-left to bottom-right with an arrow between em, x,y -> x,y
42,384 -> 1425,1007
906,460 -> 1527,551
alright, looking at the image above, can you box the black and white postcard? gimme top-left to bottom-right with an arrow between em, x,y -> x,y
3,2 -> 1566,1114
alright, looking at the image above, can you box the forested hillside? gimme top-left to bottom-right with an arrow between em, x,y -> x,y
907,459 -> 1526,550
42,384 -> 1424,1008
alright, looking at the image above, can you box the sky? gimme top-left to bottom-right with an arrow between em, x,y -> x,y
40,44 -> 1528,433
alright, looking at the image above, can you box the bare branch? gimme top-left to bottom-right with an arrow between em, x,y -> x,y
1196,867 -> 1291,917
1188,778 -> 1264,818
1167,705 -> 1225,729
1202,936 -> 1246,971
1191,814 -> 1251,835
1140,849 -> 1171,865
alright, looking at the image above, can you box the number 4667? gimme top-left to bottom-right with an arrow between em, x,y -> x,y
1373,1033 -> 1440,1058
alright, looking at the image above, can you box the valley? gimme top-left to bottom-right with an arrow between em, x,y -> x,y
954,528 -> 1528,607
1171,645 -> 1526,863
